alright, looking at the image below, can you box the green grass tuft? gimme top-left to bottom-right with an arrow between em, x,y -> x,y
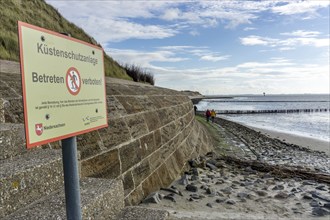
195,115 -> 231,155
0,0 -> 130,80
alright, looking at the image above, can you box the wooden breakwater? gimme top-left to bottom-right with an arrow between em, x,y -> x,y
216,108 -> 329,114
190,96 -> 234,104
208,100 -> 329,103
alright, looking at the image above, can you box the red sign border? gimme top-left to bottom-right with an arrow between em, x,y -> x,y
18,21 -> 108,149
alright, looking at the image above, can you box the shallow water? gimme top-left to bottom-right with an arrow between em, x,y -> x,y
196,94 -> 330,142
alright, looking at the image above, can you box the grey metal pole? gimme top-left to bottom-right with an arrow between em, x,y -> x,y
61,137 -> 82,220
59,32 -> 82,220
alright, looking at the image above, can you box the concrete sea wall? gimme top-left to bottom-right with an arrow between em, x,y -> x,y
0,60 -> 214,207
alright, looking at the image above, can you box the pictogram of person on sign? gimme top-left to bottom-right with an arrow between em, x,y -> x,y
70,71 -> 78,91
66,67 -> 81,95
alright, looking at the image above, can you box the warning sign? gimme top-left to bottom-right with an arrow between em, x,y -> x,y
66,67 -> 81,95
18,21 -> 108,148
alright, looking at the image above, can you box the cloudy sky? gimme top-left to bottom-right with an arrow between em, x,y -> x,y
46,0 -> 329,95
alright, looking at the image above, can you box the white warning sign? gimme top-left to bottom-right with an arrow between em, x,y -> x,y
18,21 -> 108,148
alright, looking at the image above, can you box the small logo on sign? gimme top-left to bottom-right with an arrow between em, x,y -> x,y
35,123 -> 43,136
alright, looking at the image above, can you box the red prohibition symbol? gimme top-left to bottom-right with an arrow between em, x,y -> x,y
66,67 -> 81,95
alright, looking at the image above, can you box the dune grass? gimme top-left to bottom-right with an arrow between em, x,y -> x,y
195,115 -> 231,155
122,64 -> 155,85
0,0 -> 132,80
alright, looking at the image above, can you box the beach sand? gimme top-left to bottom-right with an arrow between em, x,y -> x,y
140,153 -> 330,220
139,117 -> 330,219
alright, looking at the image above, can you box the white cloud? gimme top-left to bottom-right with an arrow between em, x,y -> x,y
156,45 -> 201,51
156,46 -> 231,62
47,1 -> 177,43
237,62 -> 292,69
199,9 -> 257,29
280,37 -> 330,48
272,1 -> 330,16
240,35 -> 329,48
298,38 -> 329,47
104,19 -> 177,42
153,60 -> 329,95
106,48 -> 188,68
189,30 -> 200,36
45,0 -> 329,94
243,27 -> 257,31
279,47 -> 295,51
65,15 -> 178,43
280,30 -> 321,37
47,0 -> 330,43
105,45 -> 328,94
196,1 -> 329,29
107,46 -> 231,67
200,55 -> 231,62
270,57 -> 292,63
48,0 -> 170,19
160,8 -> 181,21
240,35 -> 273,46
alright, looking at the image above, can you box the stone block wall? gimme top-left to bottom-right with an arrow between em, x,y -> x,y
0,60 -> 214,205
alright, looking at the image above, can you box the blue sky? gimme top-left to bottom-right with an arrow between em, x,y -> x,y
46,0 -> 329,95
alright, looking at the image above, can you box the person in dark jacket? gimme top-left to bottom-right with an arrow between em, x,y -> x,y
205,109 -> 211,122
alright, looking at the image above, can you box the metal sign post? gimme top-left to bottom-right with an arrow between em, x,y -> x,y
59,32 -> 82,220
61,137 -> 82,220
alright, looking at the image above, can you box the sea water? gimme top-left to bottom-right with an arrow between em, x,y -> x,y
196,94 -> 330,142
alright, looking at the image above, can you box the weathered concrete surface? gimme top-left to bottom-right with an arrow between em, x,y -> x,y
0,60 -> 21,74
0,149 -> 63,218
0,59 -> 214,218
0,123 -> 26,159
4,178 -> 124,220
116,206 -> 169,220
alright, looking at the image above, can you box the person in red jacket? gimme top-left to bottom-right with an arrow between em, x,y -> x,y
205,109 -> 211,122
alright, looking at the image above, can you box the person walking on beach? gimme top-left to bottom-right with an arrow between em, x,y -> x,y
205,109 -> 211,122
211,109 -> 216,123
194,105 -> 197,115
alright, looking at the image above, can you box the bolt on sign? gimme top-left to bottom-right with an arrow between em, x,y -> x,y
18,21 -> 108,148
